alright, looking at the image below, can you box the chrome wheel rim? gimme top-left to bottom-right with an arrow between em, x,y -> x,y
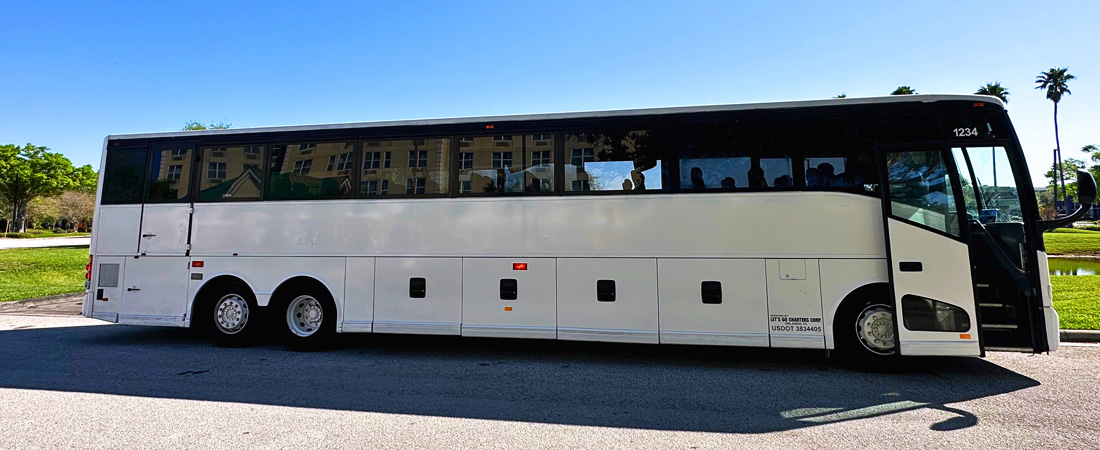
855,304 -> 896,355
214,294 -> 249,335
287,295 -> 323,337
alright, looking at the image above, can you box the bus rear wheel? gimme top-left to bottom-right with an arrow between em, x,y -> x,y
275,286 -> 336,351
200,281 -> 262,347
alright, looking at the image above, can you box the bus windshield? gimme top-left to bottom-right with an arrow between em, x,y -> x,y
953,146 -> 1024,224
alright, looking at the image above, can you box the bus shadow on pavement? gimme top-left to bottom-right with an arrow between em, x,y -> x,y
0,323 -> 1038,434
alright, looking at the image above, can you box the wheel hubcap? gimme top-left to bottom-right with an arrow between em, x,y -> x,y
855,304 -> 896,355
215,294 -> 249,335
287,295 -> 323,337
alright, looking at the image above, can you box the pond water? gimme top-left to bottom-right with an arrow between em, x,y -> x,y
1048,257 -> 1100,276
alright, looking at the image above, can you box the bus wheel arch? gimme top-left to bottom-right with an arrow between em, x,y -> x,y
192,275 -> 263,347
271,276 -> 338,351
832,283 -> 896,359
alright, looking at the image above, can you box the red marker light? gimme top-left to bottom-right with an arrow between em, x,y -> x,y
485,125 -> 494,129
192,261 -> 204,268
512,263 -> 527,271
973,102 -> 985,107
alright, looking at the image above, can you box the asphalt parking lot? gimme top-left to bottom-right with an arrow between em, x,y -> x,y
1,311 -> 1098,449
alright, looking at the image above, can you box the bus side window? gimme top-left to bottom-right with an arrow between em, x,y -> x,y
198,145 -> 265,201
564,130 -> 664,192
102,147 -> 149,204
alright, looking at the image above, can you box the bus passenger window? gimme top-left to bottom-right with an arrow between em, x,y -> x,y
565,130 -> 663,192
197,145 -> 265,201
268,142 -> 354,200
102,148 -> 149,204
147,146 -> 192,201
457,135 -> 554,194
804,155 -> 875,191
359,138 -> 450,197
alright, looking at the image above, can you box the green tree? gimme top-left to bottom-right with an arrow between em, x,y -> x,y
1036,67 -> 1075,207
890,86 -> 917,95
834,93 -> 847,98
183,121 -> 232,131
0,144 -> 93,232
1044,157 -> 1085,202
975,82 -> 1010,103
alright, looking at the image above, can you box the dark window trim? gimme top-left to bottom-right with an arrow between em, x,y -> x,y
100,145 -> 151,205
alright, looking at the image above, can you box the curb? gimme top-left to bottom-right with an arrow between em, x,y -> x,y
2,293 -> 84,305
1060,330 -> 1100,343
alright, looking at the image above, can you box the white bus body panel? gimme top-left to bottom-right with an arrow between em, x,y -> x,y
138,204 -> 191,255
461,258 -> 556,339
119,257 -> 189,327
766,259 -> 825,349
343,257 -> 376,333
189,194 -> 883,258
657,259 -> 769,346
887,219 -> 980,356
557,258 -> 659,343
94,205 -> 142,255
89,256 -> 127,323
373,258 -> 462,335
1037,251 -> 1059,351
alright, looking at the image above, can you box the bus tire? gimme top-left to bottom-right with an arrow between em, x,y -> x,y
274,284 -> 336,352
200,280 -> 263,348
835,297 -> 897,361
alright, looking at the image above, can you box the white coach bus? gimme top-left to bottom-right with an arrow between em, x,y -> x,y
83,95 -> 1095,360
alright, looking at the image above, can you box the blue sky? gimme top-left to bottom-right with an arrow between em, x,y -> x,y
2,0 -> 1097,186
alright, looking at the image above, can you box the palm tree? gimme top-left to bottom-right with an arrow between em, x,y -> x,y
834,93 -> 847,98
1036,67 -> 1076,209
890,86 -> 917,95
975,82 -> 1009,103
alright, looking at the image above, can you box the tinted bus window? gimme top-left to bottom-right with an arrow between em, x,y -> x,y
198,145 -> 265,201
147,145 -> 192,201
679,124 -> 792,190
458,135 -> 555,194
565,130 -> 664,192
359,138 -> 450,197
102,148 -> 148,204
269,142 -> 354,200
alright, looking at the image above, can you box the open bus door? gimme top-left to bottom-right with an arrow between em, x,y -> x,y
879,147 -> 982,356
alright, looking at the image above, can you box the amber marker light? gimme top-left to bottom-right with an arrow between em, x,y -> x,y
504,307 -> 513,311
960,334 -> 972,340
512,263 -> 527,271
485,124 -> 495,129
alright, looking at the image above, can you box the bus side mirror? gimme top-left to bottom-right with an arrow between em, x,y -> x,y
1039,170 -> 1098,231
1076,170 -> 1096,206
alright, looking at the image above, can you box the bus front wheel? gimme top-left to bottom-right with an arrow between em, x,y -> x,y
836,297 -> 897,360
274,285 -> 336,351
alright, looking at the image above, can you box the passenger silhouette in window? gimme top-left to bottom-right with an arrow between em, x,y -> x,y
748,167 -> 767,188
621,178 -> 633,190
631,168 -> 646,191
690,167 -> 706,189
818,162 -> 836,185
774,175 -> 793,187
527,177 -> 542,192
721,177 -> 736,189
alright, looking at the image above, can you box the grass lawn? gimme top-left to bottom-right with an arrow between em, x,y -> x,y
0,246 -> 88,302
1043,228 -> 1100,256
2,230 -> 91,239
1052,275 -> 1100,330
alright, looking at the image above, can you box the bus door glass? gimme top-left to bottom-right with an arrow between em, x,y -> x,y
881,148 -> 981,356
953,146 -> 1041,350
139,143 -> 195,256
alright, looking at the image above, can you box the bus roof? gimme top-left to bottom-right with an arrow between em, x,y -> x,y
109,94 -> 1004,141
